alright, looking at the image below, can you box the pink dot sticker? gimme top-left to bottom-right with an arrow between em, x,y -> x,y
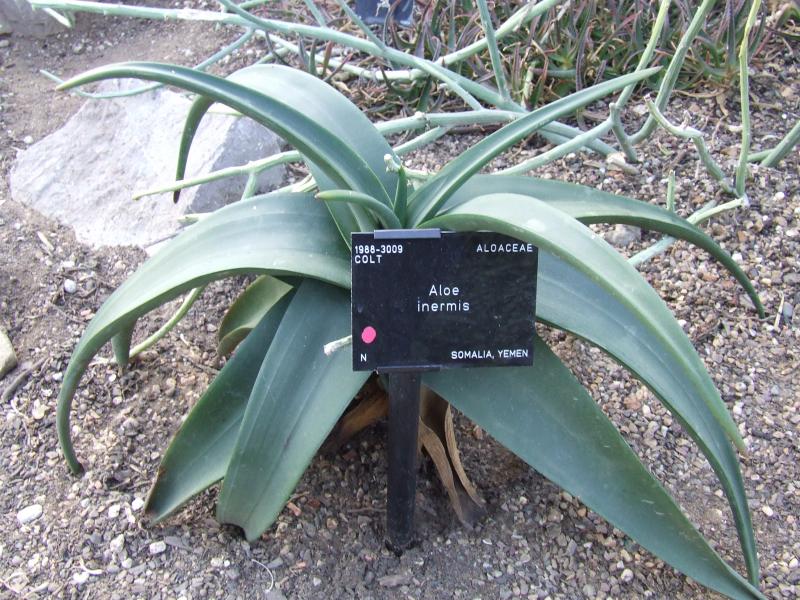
361,326 -> 377,344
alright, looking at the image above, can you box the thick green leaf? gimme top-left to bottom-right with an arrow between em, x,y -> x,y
144,291 -> 294,522
173,95 -> 214,205
177,94 -> 374,241
423,337 -> 763,600
407,67 -> 660,226
216,280 -> 369,540
58,62 -> 389,239
56,191 -> 350,474
423,194 -> 758,582
226,65 -> 398,202
217,275 -> 293,356
424,194 -> 742,446
445,174 -> 764,317
535,249 -> 759,584
172,64 -> 396,238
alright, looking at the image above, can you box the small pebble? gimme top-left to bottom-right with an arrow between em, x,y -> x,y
0,39 -> 10,48
109,534 -> 125,553
17,504 -> 43,524
31,403 -> 46,420
63,279 -> 77,294
782,302 -> 793,323
762,505 -> 775,517
149,541 -> 167,555
23,135 -> 34,145
620,568 -> 634,583
72,571 -> 90,585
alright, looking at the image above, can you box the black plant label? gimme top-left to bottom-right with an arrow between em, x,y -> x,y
351,229 -> 538,371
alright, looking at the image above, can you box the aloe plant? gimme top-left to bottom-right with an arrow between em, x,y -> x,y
55,62 -> 766,599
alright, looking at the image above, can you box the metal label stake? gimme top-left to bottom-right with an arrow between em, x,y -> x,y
383,371 -> 422,553
350,229 -> 538,555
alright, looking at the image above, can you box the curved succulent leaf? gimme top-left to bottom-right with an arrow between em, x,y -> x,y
58,62 -> 389,239
423,194 -> 742,446
216,280 -> 369,541
423,194 -> 758,582
172,64 -> 400,236
224,65 -> 398,201
446,174 -> 764,317
316,190 -> 403,229
536,250 -> 759,583
145,291 -> 295,522
407,66 -> 661,226
173,95 -> 213,204
423,337 -> 764,600
56,191 -> 350,475
217,275 -> 293,356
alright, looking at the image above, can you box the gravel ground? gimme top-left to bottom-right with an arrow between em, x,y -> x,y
1,7 -> 799,600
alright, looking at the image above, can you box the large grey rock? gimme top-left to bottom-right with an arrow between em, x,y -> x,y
10,80 -> 285,249
0,0 -> 65,37
0,327 -> 16,380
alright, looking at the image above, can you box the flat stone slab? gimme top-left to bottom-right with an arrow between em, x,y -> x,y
10,79 -> 285,250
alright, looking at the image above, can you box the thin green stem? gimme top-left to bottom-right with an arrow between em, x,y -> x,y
303,0 -> 328,26
265,26 -> 603,153
646,100 -> 737,196
440,0 -> 562,67
736,0 -> 762,197
630,0 -> 717,145
609,0 -> 671,162
323,335 -> 352,356
394,126 -> 452,155
129,286 -> 206,358
333,0 -> 384,49
405,168 -> 431,181
629,199 -> 746,267
498,121 -> 613,176
42,7 -> 73,26
238,0 -> 269,8
218,0 -> 487,109
375,110 -> 519,135
28,0 -> 250,24
133,151 -> 300,200
667,170 -> 676,212
476,0 -> 510,100
374,111 -> 613,155
760,118 -> 800,167
241,171 -> 259,200
616,0 -> 670,111
609,102 -> 637,162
